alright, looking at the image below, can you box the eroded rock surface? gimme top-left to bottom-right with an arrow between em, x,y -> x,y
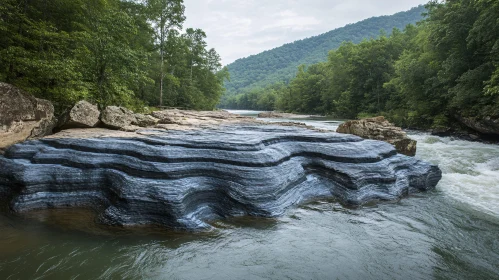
0,124 -> 441,230
133,113 -> 159,127
454,115 -> 499,136
151,109 -> 254,128
58,100 -> 100,129
337,117 -> 417,156
0,82 -> 56,150
100,106 -> 137,130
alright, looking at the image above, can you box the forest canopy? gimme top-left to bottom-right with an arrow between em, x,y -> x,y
221,0 -> 499,130
223,6 -> 425,97
0,0 -> 229,113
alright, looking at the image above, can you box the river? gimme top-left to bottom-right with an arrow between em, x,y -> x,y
0,110 -> 498,279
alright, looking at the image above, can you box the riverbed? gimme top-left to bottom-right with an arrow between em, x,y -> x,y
0,111 -> 498,279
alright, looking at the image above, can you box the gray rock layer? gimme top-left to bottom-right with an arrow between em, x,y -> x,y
0,125 -> 442,230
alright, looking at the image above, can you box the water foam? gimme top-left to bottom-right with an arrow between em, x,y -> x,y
410,133 -> 499,217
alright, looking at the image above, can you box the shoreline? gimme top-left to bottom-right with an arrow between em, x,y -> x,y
233,110 -> 499,145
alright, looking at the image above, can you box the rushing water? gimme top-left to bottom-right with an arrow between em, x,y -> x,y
0,111 -> 498,280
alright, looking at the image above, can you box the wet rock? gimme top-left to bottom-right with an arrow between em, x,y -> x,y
0,124 -> 441,231
100,106 -> 137,130
0,82 -> 56,150
337,116 -> 417,156
58,101 -> 100,129
133,114 -> 159,127
468,134 -> 480,141
454,115 -> 499,136
431,127 -> 452,137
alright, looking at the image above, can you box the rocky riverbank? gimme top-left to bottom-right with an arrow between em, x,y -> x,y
0,124 -> 441,231
336,117 -> 417,156
0,83 -> 443,231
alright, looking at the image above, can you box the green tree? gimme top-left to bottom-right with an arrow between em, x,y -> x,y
146,0 -> 185,107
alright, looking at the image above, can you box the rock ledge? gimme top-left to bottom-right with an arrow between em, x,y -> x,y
0,124 -> 441,230
337,116 -> 417,156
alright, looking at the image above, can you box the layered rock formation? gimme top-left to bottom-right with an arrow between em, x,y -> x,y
0,124 -> 441,230
0,83 -> 56,150
337,117 -> 417,156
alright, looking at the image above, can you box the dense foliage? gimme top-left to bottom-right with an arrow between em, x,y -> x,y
223,0 -> 499,130
223,6 -> 425,96
0,0 -> 228,113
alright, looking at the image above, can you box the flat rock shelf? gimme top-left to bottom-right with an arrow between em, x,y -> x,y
0,124 -> 442,231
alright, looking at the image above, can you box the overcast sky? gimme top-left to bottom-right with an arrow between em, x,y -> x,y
183,0 -> 428,65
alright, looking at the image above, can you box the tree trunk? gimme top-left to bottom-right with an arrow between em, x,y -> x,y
190,59 -> 193,82
159,35 -> 164,107
159,15 -> 165,107
160,56 -> 164,106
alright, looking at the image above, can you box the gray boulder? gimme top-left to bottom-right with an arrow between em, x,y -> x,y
133,113 -> 159,127
58,100 -> 100,129
454,115 -> 499,136
0,82 -> 56,149
100,106 -> 137,130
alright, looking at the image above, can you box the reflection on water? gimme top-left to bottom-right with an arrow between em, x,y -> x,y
0,110 -> 498,279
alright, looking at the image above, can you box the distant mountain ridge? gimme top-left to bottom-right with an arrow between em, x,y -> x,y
224,5 -> 426,95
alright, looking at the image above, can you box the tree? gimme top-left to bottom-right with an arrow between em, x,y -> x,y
147,0 -> 185,107
0,0 -> 227,113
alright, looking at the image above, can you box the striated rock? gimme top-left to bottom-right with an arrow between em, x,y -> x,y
0,124 -> 441,231
337,116 -> 417,156
133,114 -> 159,127
100,106 -> 137,130
58,100 -> 100,129
0,82 -> 56,150
454,115 -> 499,136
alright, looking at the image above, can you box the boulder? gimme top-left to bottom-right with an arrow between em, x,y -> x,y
58,100 -> 100,129
100,106 -> 137,130
133,113 -> 159,127
337,116 -> 417,156
0,82 -> 56,149
120,125 -> 142,132
454,115 -> 499,136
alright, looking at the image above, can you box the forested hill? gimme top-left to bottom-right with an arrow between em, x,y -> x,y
224,5 -> 425,96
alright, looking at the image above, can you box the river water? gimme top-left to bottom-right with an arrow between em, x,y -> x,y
0,110 -> 498,280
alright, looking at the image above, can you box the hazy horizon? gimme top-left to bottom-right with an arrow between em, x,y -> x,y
184,0 -> 428,65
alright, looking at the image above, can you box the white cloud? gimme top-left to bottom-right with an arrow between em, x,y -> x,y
183,0 -> 428,65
